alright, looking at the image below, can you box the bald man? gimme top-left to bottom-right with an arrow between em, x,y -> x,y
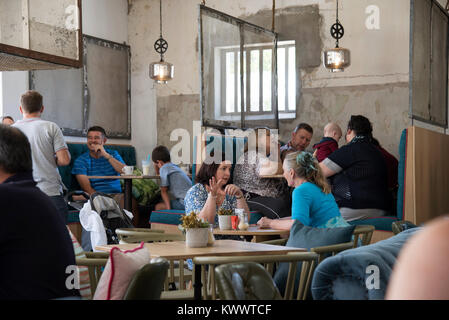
312,122 -> 342,162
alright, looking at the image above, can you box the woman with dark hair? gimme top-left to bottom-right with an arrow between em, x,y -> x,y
257,151 -> 349,230
319,115 -> 391,221
184,153 -> 250,224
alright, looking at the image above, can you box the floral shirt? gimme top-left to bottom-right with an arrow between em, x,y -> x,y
233,150 -> 289,198
184,183 -> 237,217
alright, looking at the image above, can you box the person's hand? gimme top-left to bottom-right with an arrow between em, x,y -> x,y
205,176 -> 226,197
312,149 -> 317,158
94,144 -> 110,159
224,184 -> 243,198
257,217 -> 272,229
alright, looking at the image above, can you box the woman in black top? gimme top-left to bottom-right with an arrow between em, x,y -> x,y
319,115 -> 391,221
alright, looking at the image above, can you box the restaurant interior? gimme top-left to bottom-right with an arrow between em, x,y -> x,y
0,0 -> 448,302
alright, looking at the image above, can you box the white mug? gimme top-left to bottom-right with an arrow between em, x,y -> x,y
122,165 -> 134,175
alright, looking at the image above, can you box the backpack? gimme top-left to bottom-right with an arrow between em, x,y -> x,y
89,192 -> 134,244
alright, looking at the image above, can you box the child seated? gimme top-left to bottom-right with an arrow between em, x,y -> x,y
312,122 -> 342,162
152,145 -> 192,210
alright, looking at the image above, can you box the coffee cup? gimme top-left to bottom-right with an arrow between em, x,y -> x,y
141,160 -> 151,176
122,165 -> 134,175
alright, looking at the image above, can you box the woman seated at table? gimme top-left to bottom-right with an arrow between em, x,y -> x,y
184,152 -> 250,224
233,127 -> 291,219
257,151 -> 349,230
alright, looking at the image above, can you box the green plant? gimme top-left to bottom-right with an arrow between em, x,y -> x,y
180,212 -> 210,229
217,208 -> 235,216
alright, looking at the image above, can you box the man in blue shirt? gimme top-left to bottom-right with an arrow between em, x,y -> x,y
72,126 -> 126,196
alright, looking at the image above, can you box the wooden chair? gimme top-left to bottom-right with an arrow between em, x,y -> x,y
353,225 -> 375,247
114,228 -> 191,292
75,251 -> 109,296
193,252 -> 318,300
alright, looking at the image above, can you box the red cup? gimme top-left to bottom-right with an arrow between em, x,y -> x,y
231,216 -> 239,230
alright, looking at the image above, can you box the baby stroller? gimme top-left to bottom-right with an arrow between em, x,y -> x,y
66,191 -> 134,251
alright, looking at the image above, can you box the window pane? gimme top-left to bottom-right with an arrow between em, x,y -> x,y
263,49 -> 272,111
288,46 -> 296,111
226,51 -> 235,113
250,50 -> 260,112
277,47 -> 285,111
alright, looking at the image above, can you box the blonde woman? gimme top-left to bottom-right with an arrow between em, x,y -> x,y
257,151 -> 349,230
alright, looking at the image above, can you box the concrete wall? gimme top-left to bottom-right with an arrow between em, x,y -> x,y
129,0 -> 421,160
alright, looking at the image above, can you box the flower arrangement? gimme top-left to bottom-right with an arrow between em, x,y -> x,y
217,208 -> 235,216
180,212 -> 210,229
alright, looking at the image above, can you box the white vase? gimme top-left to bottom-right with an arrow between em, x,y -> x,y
185,228 -> 209,248
218,215 -> 232,230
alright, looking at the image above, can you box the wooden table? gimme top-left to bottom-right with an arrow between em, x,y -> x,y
96,239 -> 305,300
213,226 -> 289,242
87,175 -> 160,211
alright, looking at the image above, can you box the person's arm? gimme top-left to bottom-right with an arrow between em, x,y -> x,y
75,174 -> 96,195
160,186 -> 171,210
257,216 -> 294,230
55,148 -> 71,166
96,146 -> 125,174
319,161 -> 337,178
199,192 -> 220,224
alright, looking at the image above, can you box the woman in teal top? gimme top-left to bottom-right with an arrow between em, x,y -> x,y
257,151 -> 349,230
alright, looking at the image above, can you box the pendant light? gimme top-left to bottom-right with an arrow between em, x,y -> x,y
149,0 -> 174,83
323,0 -> 350,72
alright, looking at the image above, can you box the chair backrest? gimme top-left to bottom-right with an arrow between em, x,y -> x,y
193,252 -> 318,300
115,228 -> 185,244
75,251 -> 110,296
311,242 -> 354,264
123,258 -> 169,300
214,262 -> 282,300
192,132 -> 248,184
352,225 -> 375,247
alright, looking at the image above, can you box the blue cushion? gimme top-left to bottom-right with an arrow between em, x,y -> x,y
273,221 -> 355,297
150,210 -> 185,225
311,227 -> 421,300
348,216 -> 399,232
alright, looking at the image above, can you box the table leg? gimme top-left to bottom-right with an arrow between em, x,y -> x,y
124,179 -> 132,212
194,264 -> 202,300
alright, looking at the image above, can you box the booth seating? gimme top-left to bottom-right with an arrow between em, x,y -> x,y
59,142 -> 136,241
349,125 -> 449,243
150,133 -> 263,232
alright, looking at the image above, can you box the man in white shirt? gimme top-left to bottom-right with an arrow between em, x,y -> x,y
13,90 -> 71,223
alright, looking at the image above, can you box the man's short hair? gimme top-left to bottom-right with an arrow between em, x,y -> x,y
21,90 -> 43,114
2,116 -> 14,123
152,145 -> 171,163
0,125 -> 32,174
87,126 -> 107,138
294,123 -> 313,135
347,115 -> 373,136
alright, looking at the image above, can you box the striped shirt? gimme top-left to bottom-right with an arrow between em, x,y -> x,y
72,150 -> 125,193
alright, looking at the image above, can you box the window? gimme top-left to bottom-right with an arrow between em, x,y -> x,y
217,40 -> 296,120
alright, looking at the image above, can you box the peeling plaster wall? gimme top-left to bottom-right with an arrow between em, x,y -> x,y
132,0 -> 417,159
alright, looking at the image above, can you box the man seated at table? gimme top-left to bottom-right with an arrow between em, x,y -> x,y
0,124 -> 80,300
280,123 -> 314,161
72,126 -> 126,204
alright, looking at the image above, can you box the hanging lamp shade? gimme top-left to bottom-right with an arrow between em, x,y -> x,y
149,59 -> 174,84
323,47 -> 350,72
149,0 -> 174,83
323,0 -> 350,72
